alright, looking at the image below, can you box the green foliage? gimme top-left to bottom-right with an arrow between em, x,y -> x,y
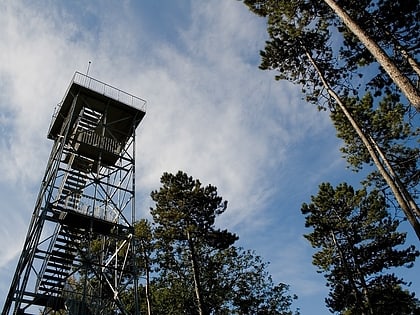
150,171 -> 236,246
244,0 -> 343,108
150,171 -> 239,313
243,0 -> 420,100
145,171 -> 298,314
61,171 -> 300,315
335,0 -> 420,96
302,182 -> 419,314
142,245 -> 299,315
134,218 -> 155,270
242,1 -> 420,312
214,247 -> 299,315
330,93 -> 420,192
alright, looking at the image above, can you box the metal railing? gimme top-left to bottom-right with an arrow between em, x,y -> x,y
72,71 -> 147,111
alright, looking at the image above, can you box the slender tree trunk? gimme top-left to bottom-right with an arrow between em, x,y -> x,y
144,263 -> 152,315
331,231 -> 370,314
186,229 -> 206,315
331,211 -> 376,315
368,135 -> 420,218
323,0 -> 420,111
404,54 -> 420,78
393,44 -> 420,78
304,48 -> 420,240
372,18 -> 420,78
140,240 -> 152,315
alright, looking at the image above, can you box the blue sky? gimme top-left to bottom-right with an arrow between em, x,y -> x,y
0,1 -> 418,314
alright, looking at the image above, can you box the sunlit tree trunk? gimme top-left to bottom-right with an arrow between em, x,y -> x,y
323,0 -> 420,111
140,240 -> 152,315
368,135 -> 420,218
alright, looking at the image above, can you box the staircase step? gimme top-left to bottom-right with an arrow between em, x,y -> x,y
63,182 -> 85,190
62,168 -> 89,178
51,250 -> 75,260
77,108 -> 102,130
58,229 -> 83,237
55,236 -> 79,245
78,121 -> 96,130
83,107 -> 102,118
66,174 -> 87,185
81,113 -> 101,123
39,279 -> 65,289
59,228 -> 84,237
62,184 -> 84,192
45,262 -> 72,271
38,285 -> 63,295
49,255 -> 73,265
57,199 -> 79,211
42,274 -> 66,283
54,243 -> 77,252
56,235 -> 78,244
45,267 -> 71,276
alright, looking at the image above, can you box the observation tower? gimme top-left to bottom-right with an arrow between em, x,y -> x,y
2,72 -> 146,315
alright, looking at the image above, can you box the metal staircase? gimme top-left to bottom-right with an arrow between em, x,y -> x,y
34,225 -> 83,310
58,170 -> 87,212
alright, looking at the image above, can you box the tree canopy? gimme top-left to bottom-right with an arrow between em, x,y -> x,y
145,171 -> 299,315
302,182 -> 419,314
243,0 -> 420,109
330,92 -> 419,193
242,0 -> 420,238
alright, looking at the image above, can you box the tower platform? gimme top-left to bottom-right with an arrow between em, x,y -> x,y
48,72 -> 146,166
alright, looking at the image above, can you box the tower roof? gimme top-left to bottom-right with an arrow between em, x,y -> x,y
47,72 -> 146,143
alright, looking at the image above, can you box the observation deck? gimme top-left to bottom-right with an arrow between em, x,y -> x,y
48,72 -> 146,167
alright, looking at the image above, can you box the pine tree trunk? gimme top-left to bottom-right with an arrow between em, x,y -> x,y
368,135 -> 420,218
141,240 -> 152,315
304,48 -> 420,240
186,229 -> 206,315
323,0 -> 420,111
377,24 -> 420,78
331,232 -> 370,314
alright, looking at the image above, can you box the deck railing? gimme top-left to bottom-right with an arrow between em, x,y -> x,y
72,71 -> 147,111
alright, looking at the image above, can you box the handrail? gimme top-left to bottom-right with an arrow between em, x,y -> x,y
72,71 -> 147,111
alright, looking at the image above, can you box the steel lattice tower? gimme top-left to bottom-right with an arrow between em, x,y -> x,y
2,72 -> 146,315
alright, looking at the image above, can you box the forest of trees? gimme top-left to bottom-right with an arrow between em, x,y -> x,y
241,0 -> 420,314
124,171 -> 300,315
120,168 -> 419,314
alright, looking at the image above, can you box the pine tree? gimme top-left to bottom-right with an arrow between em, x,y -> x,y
302,182 -> 419,314
150,171 -> 238,315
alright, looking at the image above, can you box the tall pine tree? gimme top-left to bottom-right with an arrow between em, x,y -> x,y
150,171 -> 238,315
